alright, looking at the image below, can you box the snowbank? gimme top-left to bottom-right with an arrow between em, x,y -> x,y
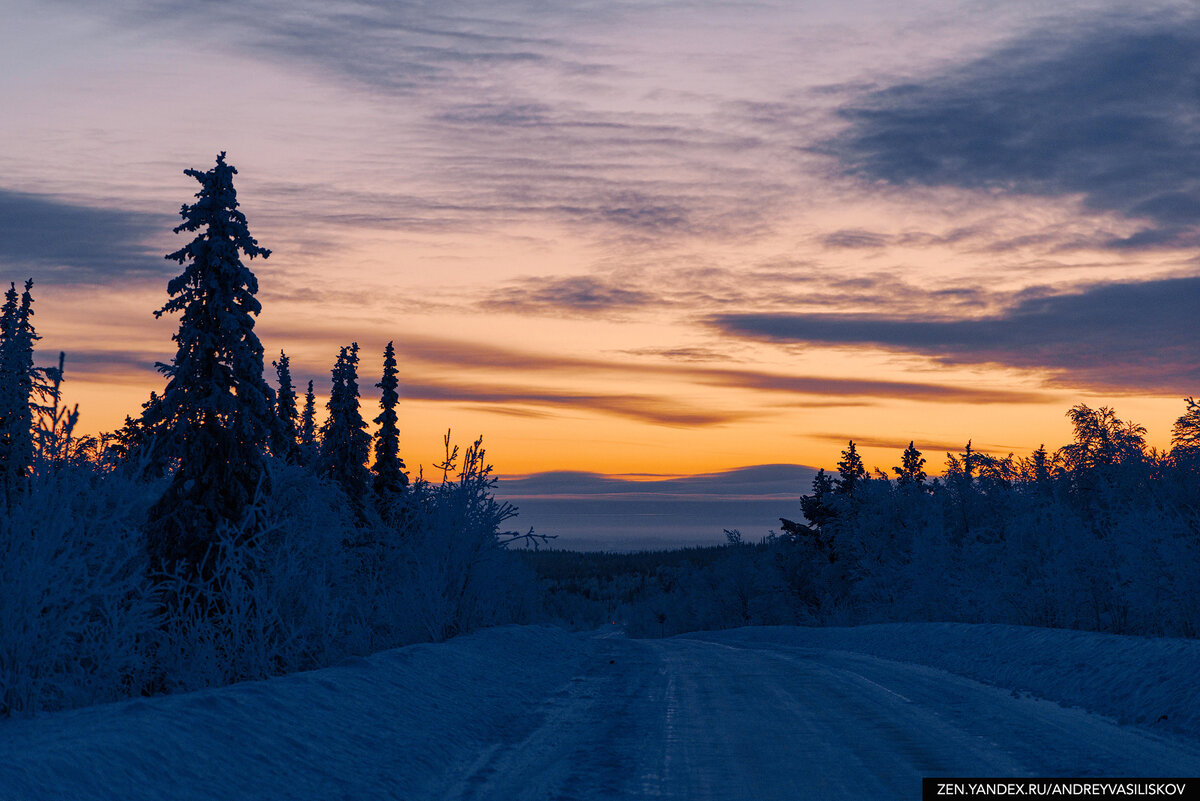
685,623 -> 1200,741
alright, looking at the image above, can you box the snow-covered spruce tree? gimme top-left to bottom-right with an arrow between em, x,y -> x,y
1171,397 -> 1200,465
0,280 -> 38,503
835,440 -> 867,495
271,350 -> 299,461
372,340 -> 408,499
298,380 -> 317,464
319,344 -> 371,503
893,441 -> 927,489
145,153 -> 276,577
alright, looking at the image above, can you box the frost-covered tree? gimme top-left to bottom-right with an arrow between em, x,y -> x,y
0,280 -> 38,501
1058,404 -> 1146,474
299,380 -> 317,462
893,441 -> 927,488
1021,443 -> 1052,485
145,153 -> 275,575
372,340 -> 408,497
787,468 -> 838,560
319,344 -> 371,501
272,350 -> 299,460
107,392 -> 166,469
33,351 -> 94,469
835,440 -> 867,495
1171,397 -> 1200,463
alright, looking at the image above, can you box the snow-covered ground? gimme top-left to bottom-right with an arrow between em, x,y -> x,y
2,624 -> 1198,800
687,623 -> 1200,740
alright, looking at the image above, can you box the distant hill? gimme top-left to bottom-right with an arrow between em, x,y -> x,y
495,464 -> 817,551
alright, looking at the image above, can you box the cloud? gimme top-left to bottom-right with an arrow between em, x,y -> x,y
481,275 -> 658,315
808,433 -> 980,453
65,1 -> 796,245
616,346 -> 729,363
821,228 -> 889,249
30,347 -> 166,386
472,262 -> 999,321
0,189 -> 168,283
693,369 -> 1046,404
829,11 -> 1200,248
710,276 -> 1200,395
400,380 -> 750,427
371,333 -> 1049,405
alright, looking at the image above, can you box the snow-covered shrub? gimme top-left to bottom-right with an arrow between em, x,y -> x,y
0,465 -> 160,716
150,460 -> 366,693
392,436 -> 539,642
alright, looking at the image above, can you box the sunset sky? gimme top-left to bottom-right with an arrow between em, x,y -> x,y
3,0 -> 1198,519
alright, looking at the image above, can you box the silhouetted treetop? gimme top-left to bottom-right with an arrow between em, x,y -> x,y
835,440 -> 867,495
894,441 -> 927,488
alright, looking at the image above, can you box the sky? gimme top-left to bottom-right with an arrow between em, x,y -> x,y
3,0 -> 1199,545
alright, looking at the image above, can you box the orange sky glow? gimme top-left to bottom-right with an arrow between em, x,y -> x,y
3,0 -> 1198,483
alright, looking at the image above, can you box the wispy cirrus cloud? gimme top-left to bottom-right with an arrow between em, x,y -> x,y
58,0 -> 802,247
711,276 -> 1200,394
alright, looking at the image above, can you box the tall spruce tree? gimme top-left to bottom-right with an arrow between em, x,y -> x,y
299,379 -> 317,462
145,153 -> 275,575
272,350 -> 299,460
0,280 -> 38,501
371,341 -> 408,497
319,343 -> 371,500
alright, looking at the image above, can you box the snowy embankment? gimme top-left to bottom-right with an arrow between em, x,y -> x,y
0,626 -> 588,801
685,623 -> 1200,741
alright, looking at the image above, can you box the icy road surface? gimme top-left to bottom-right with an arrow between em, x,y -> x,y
2,626 -> 1199,800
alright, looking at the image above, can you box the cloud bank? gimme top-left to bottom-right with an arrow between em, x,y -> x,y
830,12 -> 1200,249
712,276 -> 1200,394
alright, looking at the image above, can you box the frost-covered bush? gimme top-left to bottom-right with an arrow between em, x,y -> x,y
0,433 -> 543,715
0,465 -> 160,716
149,460 -> 367,693
390,436 -> 540,643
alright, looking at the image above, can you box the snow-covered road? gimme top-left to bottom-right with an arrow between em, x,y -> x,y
438,634 -> 1200,800
2,626 -> 1198,800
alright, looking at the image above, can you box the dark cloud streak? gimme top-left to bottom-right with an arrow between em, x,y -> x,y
711,276 -> 1200,394
401,380 -> 750,427
0,189 -> 168,283
387,334 -> 1049,405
